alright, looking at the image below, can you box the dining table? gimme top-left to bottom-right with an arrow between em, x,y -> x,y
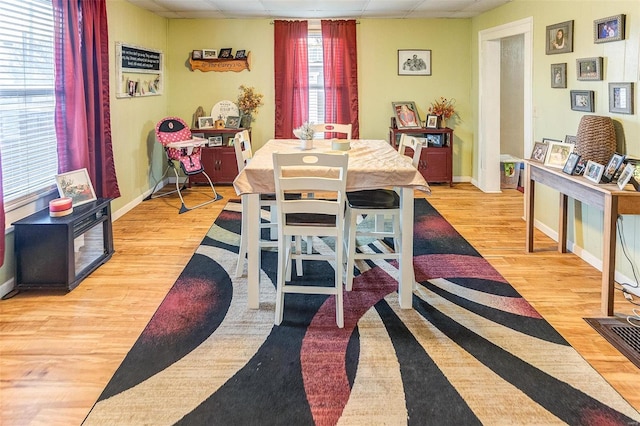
233,138 -> 430,310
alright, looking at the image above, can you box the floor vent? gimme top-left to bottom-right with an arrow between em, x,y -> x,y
585,317 -> 640,369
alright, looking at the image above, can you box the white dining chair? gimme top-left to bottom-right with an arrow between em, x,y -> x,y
343,134 -> 423,291
233,130 -> 283,277
272,151 -> 349,328
311,123 -> 352,139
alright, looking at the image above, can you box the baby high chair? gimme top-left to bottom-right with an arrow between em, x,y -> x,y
147,116 -> 221,213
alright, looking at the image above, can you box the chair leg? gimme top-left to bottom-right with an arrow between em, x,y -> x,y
275,233 -> 287,326
345,208 -> 359,291
335,234 -> 344,328
236,196 -> 248,277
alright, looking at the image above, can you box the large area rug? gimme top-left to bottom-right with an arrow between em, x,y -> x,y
84,199 -> 640,425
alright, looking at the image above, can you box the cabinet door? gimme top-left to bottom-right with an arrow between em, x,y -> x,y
217,148 -> 239,183
421,147 -> 451,183
190,147 -> 216,184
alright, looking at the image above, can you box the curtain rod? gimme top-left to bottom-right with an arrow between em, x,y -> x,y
270,20 -> 360,24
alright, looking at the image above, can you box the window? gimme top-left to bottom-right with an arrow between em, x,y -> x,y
0,0 -> 58,210
308,31 -> 324,126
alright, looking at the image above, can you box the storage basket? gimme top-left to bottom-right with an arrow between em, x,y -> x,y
575,115 -> 616,165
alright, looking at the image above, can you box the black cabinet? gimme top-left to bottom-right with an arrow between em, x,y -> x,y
13,198 -> 114,291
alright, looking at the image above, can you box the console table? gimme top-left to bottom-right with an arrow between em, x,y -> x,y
524,161 -> 640,315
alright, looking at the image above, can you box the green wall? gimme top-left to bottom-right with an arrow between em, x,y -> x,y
471,0 -> 639,282
2,0 -> 638,291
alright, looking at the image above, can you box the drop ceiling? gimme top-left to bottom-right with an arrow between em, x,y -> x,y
126,0 -> 512,19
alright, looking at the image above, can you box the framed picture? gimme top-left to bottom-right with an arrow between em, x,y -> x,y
544,141 -> 574,168
425,114 -> 440,129
391,101 -> 422,129
192,50 -> 203,60
235,50 -> 246,59
550,63 -> 566,88
225,115 -> 240,129
602,153 -> 625,183
55,168 -> 97,207
218,48 -> 232,59
562,152 -> 581,175
574,158 -> 587,175
594,14 -> 625,43
191,132 -> 205,140
585,160 -> 605,184
609,82 -> 633,114
564,135 -> 577,145
530,141 -> 549,163
576,57 -> 603,81
570,90 -> 595,112
426,134 -> 443,147
617,163 -> 635,190
202,49 -> 217,59
208,136 -> 223,147
546,20 -> 573,55
198,116 -> 214,129
542,138 -> 562,144
397,49 -> 431,76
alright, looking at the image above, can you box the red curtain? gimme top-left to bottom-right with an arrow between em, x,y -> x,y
53,0 -> 120,199
321,20 -> 359,139
0,153 -> 4,267
274,20 -> 309,139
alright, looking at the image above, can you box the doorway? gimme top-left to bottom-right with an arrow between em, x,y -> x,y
477,17 -> 533,193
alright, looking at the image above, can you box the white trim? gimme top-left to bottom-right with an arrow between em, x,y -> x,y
478,17 -> 533,193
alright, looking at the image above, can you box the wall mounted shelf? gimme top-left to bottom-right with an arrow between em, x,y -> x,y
189,51 -> 251,72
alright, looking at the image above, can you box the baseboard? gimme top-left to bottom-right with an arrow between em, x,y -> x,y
0,278 -> 15,299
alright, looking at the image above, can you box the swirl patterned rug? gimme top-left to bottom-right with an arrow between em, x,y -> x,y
84,199 -> 640,425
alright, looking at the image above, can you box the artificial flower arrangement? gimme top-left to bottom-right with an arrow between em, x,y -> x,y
293,121 -> 315,140
428,97 -> 458,121
236,85 -> 264,119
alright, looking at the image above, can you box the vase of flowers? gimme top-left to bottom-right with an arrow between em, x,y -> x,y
237,85 -> 264,127
428,97 -> 457,128
293,122 -> 315,149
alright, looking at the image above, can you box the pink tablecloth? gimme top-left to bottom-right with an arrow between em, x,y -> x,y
233,139 -> 430,195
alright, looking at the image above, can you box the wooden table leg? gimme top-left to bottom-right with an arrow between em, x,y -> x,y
559,193 -> 568,253
525,166 -> 535,253
602,194 -> 617,316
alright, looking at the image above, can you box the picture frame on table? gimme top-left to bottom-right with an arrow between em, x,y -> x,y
425,114 -> 440,129
564,135 -> 577,145
192,50 -> 203,60
225,115 -> 240,129
574,158 -> 587,175
218,48 -> 232,59
585,160 -> 605,184
576,57 -> 603,81
544,141 -> 574,168
202,49 -> 217,59
426,134 -> 443,147
545,20 -> 573,55
562,152 -> 581,175
198,116 -> 214,129
609,82 -> 633,114
542,138 -> 562,145
397,49 -> 432,76
602,152 -> 625,183
55,168 -> 97,207
530,141 -> 549,163
616,163 -> 635,190
570,90 -> 595,112
208,136 -> 223,147
235,50 -> 246,59
594,14 -> 625,44
550,63 -> 567,88
391,101 -> 422,129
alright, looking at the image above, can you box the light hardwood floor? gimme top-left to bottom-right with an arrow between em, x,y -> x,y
1,183 -> 638,425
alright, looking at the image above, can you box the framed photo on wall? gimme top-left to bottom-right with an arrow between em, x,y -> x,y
576,57 -> 603,81
546,20 -> 573,54
609,82 -> 633,114
570,90 -> 595,112
398,50 -> 431,76
391,101 -> 422,129
550,63 -> 566,88
594,14 -> 625,43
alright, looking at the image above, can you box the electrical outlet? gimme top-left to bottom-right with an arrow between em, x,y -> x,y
622,283 -> 640,298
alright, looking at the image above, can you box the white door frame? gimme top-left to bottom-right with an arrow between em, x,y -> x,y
477,17 -> 533,193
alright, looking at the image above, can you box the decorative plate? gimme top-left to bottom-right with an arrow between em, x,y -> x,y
211,100 -> 239,122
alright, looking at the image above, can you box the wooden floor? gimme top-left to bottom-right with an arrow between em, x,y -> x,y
1,183 -> 638,425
